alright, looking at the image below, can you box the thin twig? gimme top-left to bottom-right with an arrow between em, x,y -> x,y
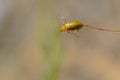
84,25 -> 120,32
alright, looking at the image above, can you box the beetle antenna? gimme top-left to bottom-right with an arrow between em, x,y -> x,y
84,25 -> 120,32
61,17 -> 67,24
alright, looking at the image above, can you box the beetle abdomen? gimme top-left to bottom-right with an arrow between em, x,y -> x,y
65,21 -> 83,30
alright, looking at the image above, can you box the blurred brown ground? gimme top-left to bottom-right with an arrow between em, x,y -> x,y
0,0 -> 42,80
0,0 -> 120,80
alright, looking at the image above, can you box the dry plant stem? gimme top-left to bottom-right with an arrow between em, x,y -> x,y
84,25 -> 120,32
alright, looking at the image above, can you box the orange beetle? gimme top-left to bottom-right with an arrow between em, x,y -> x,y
60,17 -> 120,38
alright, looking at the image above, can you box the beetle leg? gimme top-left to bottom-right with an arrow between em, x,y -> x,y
69,32 -> 80,38
77,29 -> 79,31
67,30 -> 72,33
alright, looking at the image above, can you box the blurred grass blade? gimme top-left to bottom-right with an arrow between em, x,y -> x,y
39,0 -> 64,80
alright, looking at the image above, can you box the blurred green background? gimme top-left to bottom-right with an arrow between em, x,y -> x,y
0,0 -> 120,80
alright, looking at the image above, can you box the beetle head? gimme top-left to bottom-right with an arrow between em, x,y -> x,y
60,25 -> 66,32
